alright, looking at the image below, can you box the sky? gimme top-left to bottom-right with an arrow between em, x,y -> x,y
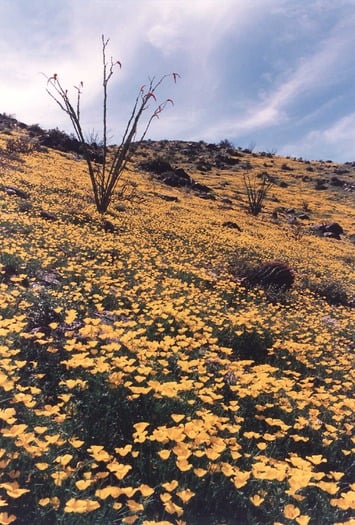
1,0 -> 355,162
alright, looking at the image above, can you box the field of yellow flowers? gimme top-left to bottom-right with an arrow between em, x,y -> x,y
0,126 -> 354,524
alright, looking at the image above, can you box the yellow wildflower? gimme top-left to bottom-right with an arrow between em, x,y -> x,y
64,498 -> 100,513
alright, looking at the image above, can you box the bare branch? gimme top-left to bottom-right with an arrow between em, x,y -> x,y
45,35 -> 179,213
243,173 -> 273,216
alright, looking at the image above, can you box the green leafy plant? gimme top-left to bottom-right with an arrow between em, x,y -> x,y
46,34 -> 179,213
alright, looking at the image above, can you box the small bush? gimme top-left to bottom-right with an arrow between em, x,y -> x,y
6,136 -> 39,155
40,127 -> 83,155
308,279 -> 353,307
219,138 -> 234,149
18,200 -> 33,213
244,261 -> 295,290
243,173 -> 273,215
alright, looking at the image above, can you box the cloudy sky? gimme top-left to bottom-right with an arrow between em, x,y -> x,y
1,0 -> 355,162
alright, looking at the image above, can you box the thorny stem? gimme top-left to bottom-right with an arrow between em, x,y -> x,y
243,174 -> 273,216
45,35 -> 179,214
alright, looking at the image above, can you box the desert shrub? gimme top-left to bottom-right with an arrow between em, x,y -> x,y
263,284 -> 294,305
6,136 -> 39,155
234,328 -> 273,362
281,162 -> 293,171
0,112 -> 18,130
219,138 -> 234,149
17,200 -> 33,213
308,279 -> 353,306
27,123 -> 44,135
244,261 -> 295,290
39,127 -> 83,155
243,173 -> 273,215
138,157 -> 173,175
114,202 -> 126,212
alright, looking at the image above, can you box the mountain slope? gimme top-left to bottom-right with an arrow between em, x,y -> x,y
0,121 -> 354,524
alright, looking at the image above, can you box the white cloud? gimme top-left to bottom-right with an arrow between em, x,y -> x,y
0,0 -> 354,160
321,113 -> 355,145
279,112 -> 355,161
196,4 -> 355,148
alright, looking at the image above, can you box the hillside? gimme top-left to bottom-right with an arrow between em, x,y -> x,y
0,118 -> 354,524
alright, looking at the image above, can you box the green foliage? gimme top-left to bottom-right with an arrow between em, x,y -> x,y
217,325 -> 273,363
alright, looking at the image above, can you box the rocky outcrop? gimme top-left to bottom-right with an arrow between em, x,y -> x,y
138,159 -> 212,194
310,222 -> 344,240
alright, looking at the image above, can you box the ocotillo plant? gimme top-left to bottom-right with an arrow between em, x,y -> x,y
46,34 -> 179,214
243,173 -> 273,216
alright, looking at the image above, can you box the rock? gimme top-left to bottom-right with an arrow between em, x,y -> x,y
333,167 -> 349,175
40,210 -> 58,221
160,170 -> 191,187
36,269 -> 61,286
324,232 -> 341,240
298,213 -> 310,220
5,188 -> 17,196
138,159 -> 173,175
221,197 -> 233,205
330,176 -> 345,187
103,219 -> 115,233
310,224 -> 326,235
158,194 -> 179,202
4,186 -> 30,199
197,192 -> 216,200
191,182 -> 212,193
281,163 -> 293,171
325,222 -> 344,236
344,182 -> 355,192
223,221 -> 242,231
196,159 -> 212,172
310,222 -> 343,239
215,154 -> 240,168
175,167 -> 192,179
149,165 -> 212,194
